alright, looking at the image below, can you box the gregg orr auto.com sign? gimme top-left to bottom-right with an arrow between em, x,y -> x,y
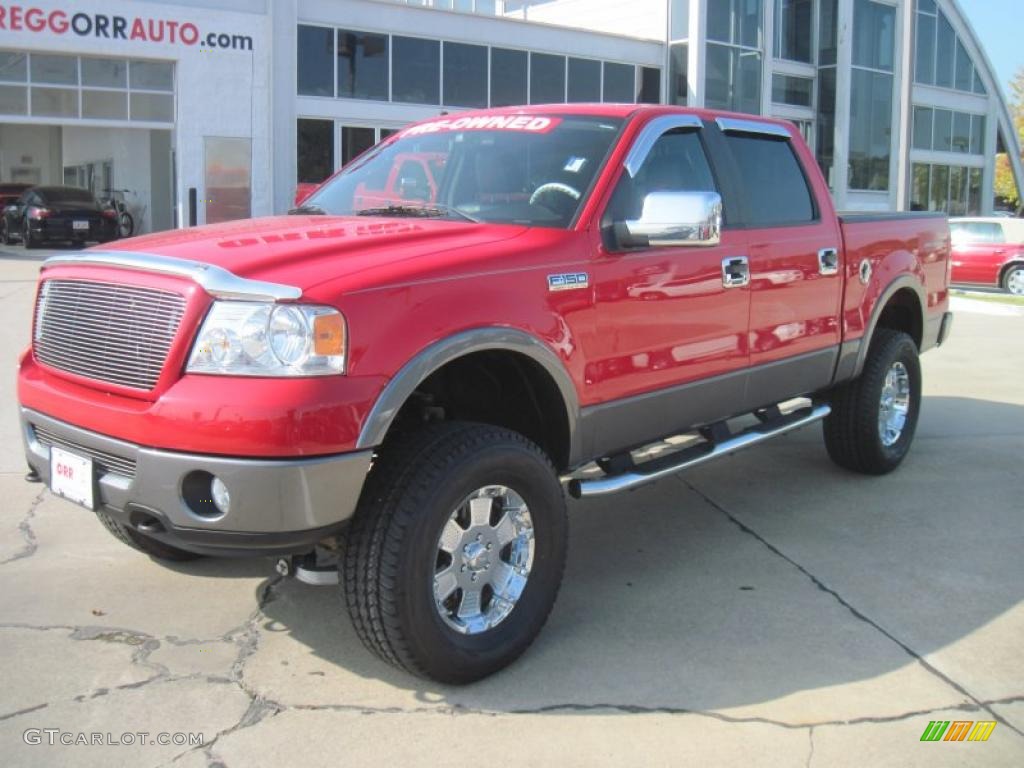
0,4 -> 254,50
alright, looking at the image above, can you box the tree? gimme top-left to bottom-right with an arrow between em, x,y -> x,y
994,67 -> 1024,209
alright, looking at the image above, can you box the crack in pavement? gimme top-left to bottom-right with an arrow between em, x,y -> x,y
1,487 -> 45,566
806,726 -> 814,768
683,478 -> 1024,740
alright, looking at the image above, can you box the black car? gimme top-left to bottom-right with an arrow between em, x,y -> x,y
1,186 -> 118,249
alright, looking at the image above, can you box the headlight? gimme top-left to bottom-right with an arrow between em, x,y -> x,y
187,302 -> 346,376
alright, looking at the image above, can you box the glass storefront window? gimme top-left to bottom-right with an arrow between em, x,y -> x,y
129,92 -> 173,122
443,42 -> 487,107
848,68 -> 892,191
775,0 -> 812,63
771,74 -> 813,107
129,60 -> 173,91
819,0 -> 839,66
297,25 -> 334,97
707,0 -> 762,48
204,136 -> 252,224
337,31 -> 389,101
934,11 -> 955,88
81,58 -> 127,89
603,62 -> 634,103
297,118 -> 334,183
669,44 -> 688,105
0,84 -> 27,114
911,163 -> 929,211
0,51 -> 27,82
952,111 -> 970,153
670,0 -> 689,40
933,109 -> 952,152
970,115 -> 985,155
530,53 -> 565,104
816,68 -> 837,185
567,58 -> 600,103
392,36 -> 440,104
914,12 -> 936,86
705,43 -> 761,115
82,90 -> 128,120
948,165 -> 966,215
968,168 -> 982,213
912,106 -> 932,150
31,87 -> 77,117
639,67 -> 661,104
853,0 -> 895,72
930,164 -> 948,210
491,48 -> 527,107
30,54 -> 77,85
341,126 -> 376,165
954,39 -> 973,93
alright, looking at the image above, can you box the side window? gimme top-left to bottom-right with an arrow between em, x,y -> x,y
989,223 -> 1006,244
723,134 -> 815,226
605,129 -> 717,226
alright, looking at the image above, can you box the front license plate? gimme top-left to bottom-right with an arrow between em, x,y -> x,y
50,446 -> 95,510
72,220 -> 89,230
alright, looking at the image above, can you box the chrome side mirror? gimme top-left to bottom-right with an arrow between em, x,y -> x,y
617,190 -> 722,248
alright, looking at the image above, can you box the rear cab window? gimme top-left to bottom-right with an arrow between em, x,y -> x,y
719,130 -> 816,227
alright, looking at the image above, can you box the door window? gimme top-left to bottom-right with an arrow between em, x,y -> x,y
604,129 -> 718,228
950,221 -> 1004,245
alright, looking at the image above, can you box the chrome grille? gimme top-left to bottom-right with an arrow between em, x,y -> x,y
33,279 -> 186,391
32,425 -> 137,479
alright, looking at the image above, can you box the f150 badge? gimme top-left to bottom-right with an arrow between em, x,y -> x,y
548,272 -> 589,292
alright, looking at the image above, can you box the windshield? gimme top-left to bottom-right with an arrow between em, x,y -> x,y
303,115 -> 623,228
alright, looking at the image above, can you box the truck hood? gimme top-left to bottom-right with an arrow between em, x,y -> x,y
96,215 -> 531,295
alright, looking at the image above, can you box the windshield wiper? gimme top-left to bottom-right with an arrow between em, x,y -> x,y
288,204 -> 327,215
355,204 -> 480,223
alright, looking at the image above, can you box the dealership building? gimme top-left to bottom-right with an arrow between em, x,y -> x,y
0,0 -> 1020,233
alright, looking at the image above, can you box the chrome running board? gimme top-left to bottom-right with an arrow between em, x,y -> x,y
568,404 -> 831,499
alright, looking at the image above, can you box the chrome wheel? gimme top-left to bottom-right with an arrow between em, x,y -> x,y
433,485 -> 535,635
878,361 -> 911,447
1006,268 -> 1024,296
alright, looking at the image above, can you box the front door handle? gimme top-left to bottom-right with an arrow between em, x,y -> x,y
818,247 -> 840,276
722,256 -> 749,288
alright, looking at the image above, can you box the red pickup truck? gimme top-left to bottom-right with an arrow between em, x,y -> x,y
19,105 -> 952,683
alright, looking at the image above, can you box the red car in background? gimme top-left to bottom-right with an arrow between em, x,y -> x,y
950,217 -> 1024,295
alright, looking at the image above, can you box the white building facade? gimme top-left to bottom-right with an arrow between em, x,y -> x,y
0,0 -> 1019,233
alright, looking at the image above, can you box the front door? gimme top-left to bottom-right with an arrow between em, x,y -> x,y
585,121 -> 751,453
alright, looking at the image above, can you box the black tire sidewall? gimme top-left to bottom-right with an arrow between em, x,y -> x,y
397,440 -> 567,681
863,334 -> 922,469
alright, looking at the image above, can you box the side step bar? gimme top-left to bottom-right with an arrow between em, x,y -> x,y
568,404 -> 831,499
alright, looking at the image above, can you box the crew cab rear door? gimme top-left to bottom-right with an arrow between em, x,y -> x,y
709,118 -> 843,407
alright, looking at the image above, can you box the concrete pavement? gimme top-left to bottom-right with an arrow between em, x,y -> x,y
1,244 -> 1022,767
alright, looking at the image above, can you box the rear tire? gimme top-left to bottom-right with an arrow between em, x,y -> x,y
824,329 -> 921,475
95,511 -> 203,562
22,221 -> 37,250
1003,264 -> 1024,296
1,219 -> 11,245
343,422 -> 568,684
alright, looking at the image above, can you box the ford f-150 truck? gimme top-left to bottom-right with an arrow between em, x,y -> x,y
19,105 -> 953,683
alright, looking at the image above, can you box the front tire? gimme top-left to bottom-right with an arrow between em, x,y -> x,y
1,219 -> 11,245
824,329 -> 922,475
95,511 -> 203,562
1003,264 -> 1024,296
343,422 -> 568,684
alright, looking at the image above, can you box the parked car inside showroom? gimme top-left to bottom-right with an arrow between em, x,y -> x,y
949,217 -> 1024,295
1,186 -> 118,249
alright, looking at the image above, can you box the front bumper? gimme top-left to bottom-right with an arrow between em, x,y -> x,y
21,407 -> 373,557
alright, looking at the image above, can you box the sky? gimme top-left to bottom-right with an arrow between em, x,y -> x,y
959,0 -> 1022,98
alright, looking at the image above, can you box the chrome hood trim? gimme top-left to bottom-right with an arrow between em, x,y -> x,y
42,250 -> 302,302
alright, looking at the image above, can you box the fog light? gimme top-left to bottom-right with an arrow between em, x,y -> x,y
211,476 -> 231,514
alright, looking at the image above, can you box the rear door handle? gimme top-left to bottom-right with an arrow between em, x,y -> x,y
818,247 -> 840,275
722,256 -> 749,288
